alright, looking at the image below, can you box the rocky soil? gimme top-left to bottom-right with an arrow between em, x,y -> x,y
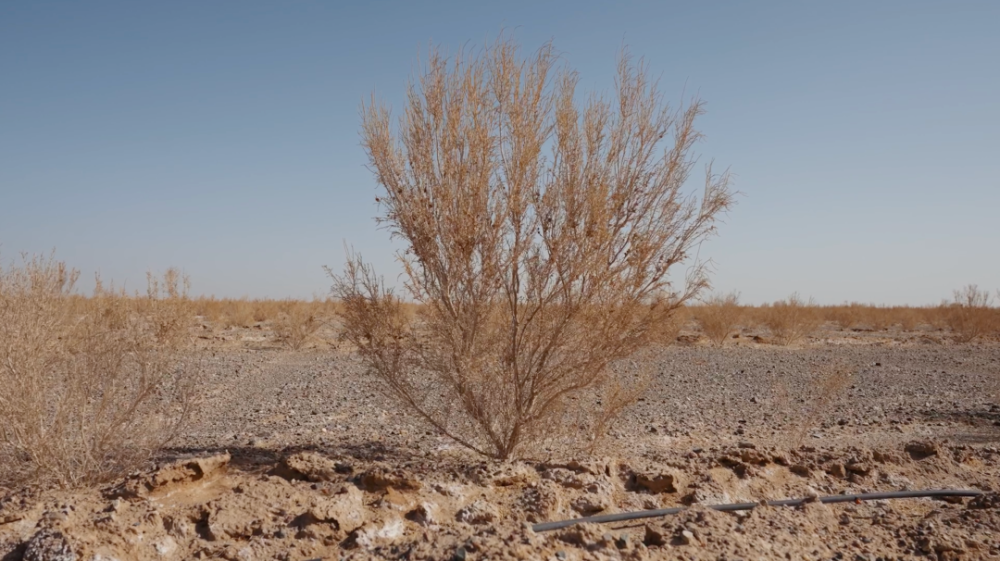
2,325 -> 999,560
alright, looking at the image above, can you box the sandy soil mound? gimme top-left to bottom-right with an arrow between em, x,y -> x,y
1,442 -> 998,560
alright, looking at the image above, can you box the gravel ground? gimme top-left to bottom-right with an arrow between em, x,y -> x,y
2,326 -> 999,560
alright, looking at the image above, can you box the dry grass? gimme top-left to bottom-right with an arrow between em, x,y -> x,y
757,294 -> 822,345
819,304 -> 922,332
273,300 -> 325,349
945,285 -> 998,342
334,35 -> 734,459
693,292 -> 744,345
0,254 -> 194,488
191,297 -> 337,331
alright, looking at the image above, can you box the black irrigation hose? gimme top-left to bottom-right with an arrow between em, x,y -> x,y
531,489 -> 984,533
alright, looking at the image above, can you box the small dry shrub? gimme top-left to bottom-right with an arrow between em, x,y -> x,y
761,294 -> 821,345
862,305 -> 893,331
922,304 -> 951,331
0,253 -> 194,488
274,300 -> 323,349
650,306 -> 688,345
791,363 -> 853,447
694,292 -> 743,345
821,305 -> 855,330
946,285 -> 997,342
222,298 -> 256,328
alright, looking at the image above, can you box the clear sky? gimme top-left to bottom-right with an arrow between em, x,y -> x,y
1,1 -> 997,305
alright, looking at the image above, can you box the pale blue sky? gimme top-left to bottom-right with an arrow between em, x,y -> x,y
1,1 -> 997,305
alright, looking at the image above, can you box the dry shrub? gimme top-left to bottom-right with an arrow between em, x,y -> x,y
222,298 -> 256,328
821,305 -> 855,331
0,253 -> 194,487
893,307 -> 921,331
862,305 -> 893,331
791,363 -> 853,447
761,294 -> 821,345
192,296 -> 224,324
694,292 -> 743,345
946,285 -> 997,342
333,36 -> 734,459
650,305 -> 688,346
274,300 -> 323,349
922,304 -> 950,331
821,304 -> 893,331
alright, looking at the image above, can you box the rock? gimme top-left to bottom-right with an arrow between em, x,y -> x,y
826,463 -> 846,479
277,451 -> 348,482
153,536 -> 177,557
206,504 -> 260,540
23,530 -> 76,561
456,500 -> 498,525
115,453 -> 230,498
570,493 -> 609,515
359,465 -> 421,492
540,467 -> 592,490
555,523 -> 610,548
634,470 -> 683,493
643,524 -> 667,546
518,481 -> 562,523
471,462 -> 537,487
405,502 -> 437,526
718,457 -> 754,479
678,529 -> 696,545
790,464 -> 811,476
153,454 -> 230,488
307,485 -> 367,533
346,517 -> 405,549
846,462 -> 872,476
905,440 -> 939,460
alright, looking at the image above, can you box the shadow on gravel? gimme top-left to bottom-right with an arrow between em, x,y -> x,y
1,545 -> 25,561
159,440 -> 425,473
913,407 -> 1000,444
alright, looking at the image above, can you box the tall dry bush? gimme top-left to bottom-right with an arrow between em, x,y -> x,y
0,254 -> 194,488
946,285 -> 997,342
761,294 -> 822,345
333,37 -> 734,459
694,292 -> 743,345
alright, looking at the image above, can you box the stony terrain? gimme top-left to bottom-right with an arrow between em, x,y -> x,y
2,323 -> 999,560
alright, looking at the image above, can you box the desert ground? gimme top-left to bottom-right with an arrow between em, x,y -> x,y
2,320 -> 1000,561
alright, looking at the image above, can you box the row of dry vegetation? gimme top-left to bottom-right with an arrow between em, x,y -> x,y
186,289 -> 1000,349
20,290 -> 997,349
687,288 -> 1000,345
3,36 -> 999,484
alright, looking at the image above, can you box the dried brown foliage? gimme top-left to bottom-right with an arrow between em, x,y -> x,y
792,363 -> 853,448
274,300 -> 324,349
760,294 -> 822,345
0,253 -> 194,488
334,36 -> 733,459
945,285 -> 998,342
191,297 -> 333,330
694,292 -> 743,345
819,304 -> 915,332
